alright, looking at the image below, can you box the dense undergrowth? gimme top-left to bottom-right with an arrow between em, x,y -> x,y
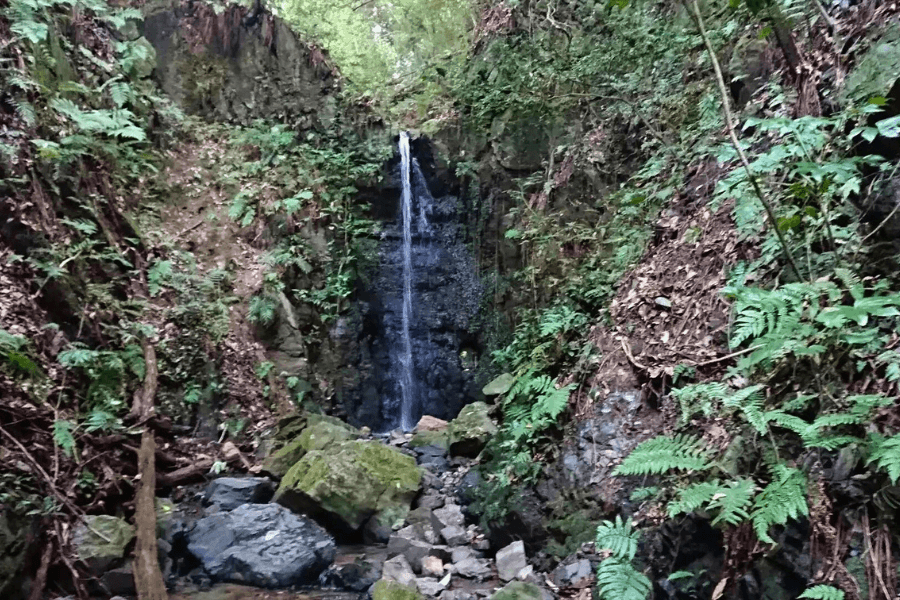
423,0 -> 900,598
0,0 -> 390,592
4,0 -> 900,596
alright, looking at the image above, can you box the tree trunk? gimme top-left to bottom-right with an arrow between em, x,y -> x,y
132,343 -> 168,600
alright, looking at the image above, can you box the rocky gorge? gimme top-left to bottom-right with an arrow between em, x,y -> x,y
2,0 -> 900,598
69,407 -> 593,600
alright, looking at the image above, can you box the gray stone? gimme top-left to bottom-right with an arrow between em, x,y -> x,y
448,402 -> 497,457
453,557 -> 492,581
421,556 -> 444,577
451,546 -> 480,563
73,515 -> 135,575
551,558 -> 593,587
187,503 -> 335,587
203,477 -> 274,511
441,591 -> 476,600
101,563 -> 136,596
417,576 -> 446,596
319,559 -> 381,592
441,525 -> 468,546
416,493 -> 445,510
434,504 -> 465,528
496,541 -> 528,582
143,0 -> 338,126
383,554 -> 417,588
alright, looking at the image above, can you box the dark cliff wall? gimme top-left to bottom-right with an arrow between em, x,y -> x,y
142,0 -> 338,127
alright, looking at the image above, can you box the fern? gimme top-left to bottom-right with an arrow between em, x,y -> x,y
798,585 -> 845,600
750,465 -> 808,544
868,433 -> 900,484
709,479 -> 755,526
595,516 -> 640,560
53,419 -> 76,457
668,481 -> 719,518
248,295 -> 277,325
596,559 -> 651,600
668,479 -> 754,526
614,435 -> 711,476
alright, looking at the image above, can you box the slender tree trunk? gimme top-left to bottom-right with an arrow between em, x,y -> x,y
686,0 -> 802,280
132,342 -> 168,600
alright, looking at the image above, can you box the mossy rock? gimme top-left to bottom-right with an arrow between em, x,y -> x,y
263,414 -> 359,478
0,512 -> 32,600
275,440 -> 422,533
372,579 -> 423,600
73,515 -> 135,574
408,429 -> 449,450
155,498 -> 176,540
448,402 -> 497,457
490,581 -> 545,600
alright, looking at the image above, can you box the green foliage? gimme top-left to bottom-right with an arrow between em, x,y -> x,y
750,465 -> 808,544
248,294 -> 277,326
52,419 -> 76,457
867,433 -> 900,484
799,585 -> 845,600
596,559 -> 651,600
613,435 -> 711,476
0,329 -> 41,377
667,479 -> 755,526
595,516 -> 640,561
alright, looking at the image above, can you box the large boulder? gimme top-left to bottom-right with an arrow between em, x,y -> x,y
186,503 -> 335,587
447,402 -> 497,457
73,515 -> 135,575
275,440 -> 422,534
262,414 -> 359,478
203,477 -> 274,511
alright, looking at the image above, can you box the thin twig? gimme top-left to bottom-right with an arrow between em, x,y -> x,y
686,0 -> 803,281
620,338 -> 651,371
0,425 -> 113,543
689,345 -> 763,367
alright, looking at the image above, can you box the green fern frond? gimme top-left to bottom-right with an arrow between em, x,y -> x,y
868,433 -> 900,484
595,516 -> 640,560
53,419 -> 76,457
12,99 -> 36,127
614,435 -> 711,476
668,481 -> 719,518
798,584 -> 845,600
750,465 -> 808,544
709,479 -> 755,526
596,558 -> 651,600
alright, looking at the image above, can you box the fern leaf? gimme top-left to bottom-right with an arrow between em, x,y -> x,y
798,584 -> 845,600
668,481 -> 719,518
751,465 -> 808,544
709,479 -> 755,526
868,433 -> 900,484
595,516 -> 640,560
614,435 -> 711,476
596,559 -> 651,600
53,419 -> 76,457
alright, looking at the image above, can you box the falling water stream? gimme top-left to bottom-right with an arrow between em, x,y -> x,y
399,132 -> 415,431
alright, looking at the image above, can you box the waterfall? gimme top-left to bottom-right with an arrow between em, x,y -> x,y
399,132 -> 416,431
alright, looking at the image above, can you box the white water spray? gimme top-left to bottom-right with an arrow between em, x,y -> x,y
399,132 -> 415,431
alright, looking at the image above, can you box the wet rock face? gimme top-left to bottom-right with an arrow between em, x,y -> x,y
341,137 -> 486,431
142,0 -> 337,126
